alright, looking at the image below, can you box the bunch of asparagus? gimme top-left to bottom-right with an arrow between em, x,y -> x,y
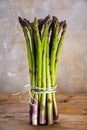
18,15 -> 67,125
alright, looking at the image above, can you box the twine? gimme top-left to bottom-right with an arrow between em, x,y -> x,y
13,84 -> 57,105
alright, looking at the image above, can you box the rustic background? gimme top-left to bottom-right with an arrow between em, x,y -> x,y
0,0 -> 87,93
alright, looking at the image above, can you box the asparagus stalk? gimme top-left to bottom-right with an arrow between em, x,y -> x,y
34,18 -> 42,87
33,18 -> 42,125
50,16 -> 59,86
55,21 -> 67,80
53,21 -> 67,122
18,17 -> 34,124
46,35 -> 53,124
50,17 -> 60,122
39,20 -> 51,124
39,34 -> 46,124
18,17 -> 33,85
27,22 -> 38,126
23,18 -> 36,86
19,17 -> 38,125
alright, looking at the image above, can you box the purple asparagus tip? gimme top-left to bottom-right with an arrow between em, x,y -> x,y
18,16 -> 26,27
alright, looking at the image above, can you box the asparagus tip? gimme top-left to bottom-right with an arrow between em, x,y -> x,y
44,14 -> 50,21
52,16 -> 59,23
18,16 -> 26,27
63,21 -> 67,28
59,20 -> 67,30
23,18 -> 31,25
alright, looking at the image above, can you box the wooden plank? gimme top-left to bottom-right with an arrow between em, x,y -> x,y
0,93 -> 87,130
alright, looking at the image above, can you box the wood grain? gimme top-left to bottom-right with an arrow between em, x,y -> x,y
0,93 -> 87,130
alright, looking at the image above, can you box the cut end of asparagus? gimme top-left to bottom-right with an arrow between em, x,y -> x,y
53,110 -> 59,123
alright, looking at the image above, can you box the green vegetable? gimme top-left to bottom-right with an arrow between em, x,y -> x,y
18,15 -> 67,125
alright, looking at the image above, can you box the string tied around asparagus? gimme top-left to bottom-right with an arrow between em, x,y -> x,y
13,84 -> 57,106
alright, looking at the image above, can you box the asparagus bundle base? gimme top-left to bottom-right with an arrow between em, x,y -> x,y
18,15 -> 67,125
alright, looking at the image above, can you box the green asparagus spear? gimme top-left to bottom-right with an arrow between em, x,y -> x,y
40,20 -> 51,124
50,16 -> 59,86
18,17 -> 33,85
55,21 -> 67,81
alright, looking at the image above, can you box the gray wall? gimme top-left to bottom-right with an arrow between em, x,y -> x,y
0,0 -> 87,93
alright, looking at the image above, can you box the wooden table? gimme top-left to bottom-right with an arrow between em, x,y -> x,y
0,93 -> 87,130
